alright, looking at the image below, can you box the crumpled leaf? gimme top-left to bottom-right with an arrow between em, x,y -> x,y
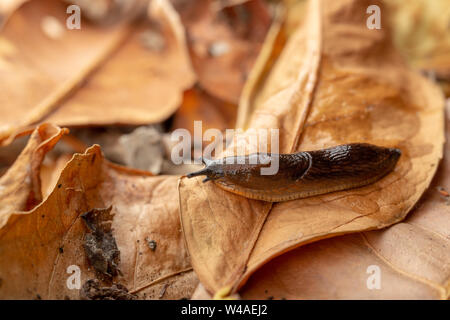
179,0 -> 271,104
0,129 -> 197,299
179,0 -> 445,294
0,0 -> 131,143
0,123 -> 67,228
240,104 -> 450,300
40,153 -> 73,198
44,0 -> 196,127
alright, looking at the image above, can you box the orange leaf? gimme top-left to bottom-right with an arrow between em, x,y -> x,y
0,134 -> 197,299
240,105 -> 450,300
0,123 -> 67,228
44,0 -> 196,127
179,0 -> 445,294
0,0 -> 131,143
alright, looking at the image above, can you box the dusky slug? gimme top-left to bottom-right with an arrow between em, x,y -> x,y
186,143 -> 401,202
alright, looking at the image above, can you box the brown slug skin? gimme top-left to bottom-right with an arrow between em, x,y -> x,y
186,143 -> 401,202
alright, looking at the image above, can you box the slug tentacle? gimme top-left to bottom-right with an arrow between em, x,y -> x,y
186,143 -> 401,202
186,168 -> 210,179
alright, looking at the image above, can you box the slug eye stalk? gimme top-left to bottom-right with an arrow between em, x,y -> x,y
186,168 -> 217,183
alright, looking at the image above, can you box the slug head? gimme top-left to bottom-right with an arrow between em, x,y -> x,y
186,158 -> 224,183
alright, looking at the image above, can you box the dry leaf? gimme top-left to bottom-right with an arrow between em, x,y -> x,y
40,153 -> 73,198
236,3 -> 286,129
0,129 -> 197,299
0,0 -> 28,28
179,0 -> 271,104
286,0 -> 450,95
238,0 -> 445,289
0,0 -> 131,143
44,0 -> 196,127
179,0 -> 445,294
179,178 -> 272,293
0,123 -> 67,228
1,0 -> 446,302
240,105 -> 450,299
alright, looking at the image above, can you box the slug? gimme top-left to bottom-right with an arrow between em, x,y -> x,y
186,143 -> 401,202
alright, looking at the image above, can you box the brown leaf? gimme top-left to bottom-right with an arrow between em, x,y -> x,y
179,0 -> 271,104
179,0 -> 445,294
236,3 -> 286,129
238,0 -> 445,289
0,138 -> 196,299
179,177 -> 272,294
40,153 -> 73,198
0,0 -> 28,29
240,104 -> 450,300
0,0 -> 131,143
44,0 -> 196,127
0,123 -> 67,228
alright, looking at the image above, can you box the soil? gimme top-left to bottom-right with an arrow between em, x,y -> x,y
81,206 -> 120,279
80,279 -> 137,300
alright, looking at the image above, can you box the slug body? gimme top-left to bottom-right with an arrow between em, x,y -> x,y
187,143 -> 401,202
